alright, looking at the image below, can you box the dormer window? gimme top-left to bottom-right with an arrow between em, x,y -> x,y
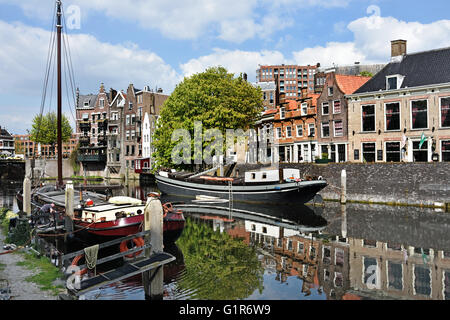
386,75 -> 404,90
84,100 -> 90,107
387,76 -> 398,90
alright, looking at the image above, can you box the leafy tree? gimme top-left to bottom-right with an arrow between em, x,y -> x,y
360,71 -> 373,77
30,112 -> 73,145
153,66 -> 264,170
175,218 -> 264,299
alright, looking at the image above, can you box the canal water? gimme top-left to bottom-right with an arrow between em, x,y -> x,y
1,180 -> 450,300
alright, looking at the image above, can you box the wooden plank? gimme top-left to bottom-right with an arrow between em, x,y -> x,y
70,253 -> 175,296
62,230 -> 151,261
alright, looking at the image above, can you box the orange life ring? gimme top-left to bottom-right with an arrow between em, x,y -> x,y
119,237 -> 145,259
71,254 -> 88,275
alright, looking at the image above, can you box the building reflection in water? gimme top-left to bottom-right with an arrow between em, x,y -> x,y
186,199 -> 450,300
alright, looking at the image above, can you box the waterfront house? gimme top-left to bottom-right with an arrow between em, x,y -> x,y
136,86 -> 168,173
316,72 -> 371,162
106,88 -> 124,175
347,40 -> 450,163
0,126 -> 15,157
75,83 -> 110,170
272,90 -> 320,163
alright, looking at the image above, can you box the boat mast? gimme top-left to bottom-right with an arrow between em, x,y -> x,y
56,0 -> 63,187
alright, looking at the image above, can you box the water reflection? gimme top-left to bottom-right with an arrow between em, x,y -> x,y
1,180 -> 450,300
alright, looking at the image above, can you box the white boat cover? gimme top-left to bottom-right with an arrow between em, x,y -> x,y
108,196 -> 142,205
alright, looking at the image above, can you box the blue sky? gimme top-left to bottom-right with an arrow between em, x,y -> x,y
1,0 -> 450,134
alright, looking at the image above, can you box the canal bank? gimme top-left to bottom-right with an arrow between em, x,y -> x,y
0,227 -> 61,300
234,162 -> 450,209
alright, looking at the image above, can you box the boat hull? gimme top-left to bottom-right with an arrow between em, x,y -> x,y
74,214 -> 185,243
155,174 -> 327,204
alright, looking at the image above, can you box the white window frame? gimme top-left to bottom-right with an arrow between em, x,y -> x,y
361,142 -> 377,163
276,127 -> 282,139
334,120 -> 343,137
386,75 -> 398,90
385,260 -> 404,291
439,96 -> 450,129
441,140 -> 450,162
322,102 -> 329,115
361,104 -> 376,133
333,100 -> 341,114
99,98 -> 105,108
280,107 -> 285,119
384,102 -> 401,132
296,124 -> 303,137
328,86 -> 333,96
321,122 -> 330,138
286,126 -> 292,138
410,99 -> 429,131
308,123 -> 315,137
385,141 -> 402,162
412,264 -> 432,297
301,103 -> 308,116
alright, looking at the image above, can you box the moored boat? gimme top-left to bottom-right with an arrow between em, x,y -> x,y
156,167 -> 327,204
16,186 -> 185,244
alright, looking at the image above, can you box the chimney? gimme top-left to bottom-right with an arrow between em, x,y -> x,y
391,39 -> 407,62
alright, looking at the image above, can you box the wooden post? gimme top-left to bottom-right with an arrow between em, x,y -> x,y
340,169 -> 346,204
65,181 -> 74,238
142,197 -> 164,300
23,176 -> 31,215
341,204 -> 347,239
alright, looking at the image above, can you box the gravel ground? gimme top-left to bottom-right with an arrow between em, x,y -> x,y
0,230 -> 58,300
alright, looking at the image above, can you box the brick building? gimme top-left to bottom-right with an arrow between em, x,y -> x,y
13,134 -> 78,159
316,72 -> 371,162
271,90 -> 320,163
256,64 -> 320,99
347,40 -> 450,163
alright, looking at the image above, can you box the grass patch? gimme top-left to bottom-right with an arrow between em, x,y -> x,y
16,252 -> 64,296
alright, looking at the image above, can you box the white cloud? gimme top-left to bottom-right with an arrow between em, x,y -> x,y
292,42 -> 366,67
0,20 -> 181,95
0,20 -> 181,132
1,0 -> 352,43
349,16 -> 450,62
293,15 -> 450,68
180,48 -> 286,81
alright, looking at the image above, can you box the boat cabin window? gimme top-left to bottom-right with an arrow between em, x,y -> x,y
262,173 -> 267,179
251,173 -> 256,179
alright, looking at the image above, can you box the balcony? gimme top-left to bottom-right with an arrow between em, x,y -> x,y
79,121 -> 91,132
79,136 -> 90,146
77,153 -> 107,162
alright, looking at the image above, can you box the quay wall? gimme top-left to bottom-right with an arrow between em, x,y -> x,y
234,162 -> 450,207
0,160 -> 25,181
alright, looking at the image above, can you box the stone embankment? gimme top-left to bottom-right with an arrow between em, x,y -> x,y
235,162 -> 450,209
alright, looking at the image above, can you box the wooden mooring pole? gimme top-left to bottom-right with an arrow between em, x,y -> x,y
340,169 -> 347,204
64,181 -> 74,243
23,176 -> 31,216
142,197 -> 164,300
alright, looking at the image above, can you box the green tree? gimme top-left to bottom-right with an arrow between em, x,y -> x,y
360,71 -> 373,77
153,66 -> 263,170
30,112 -> 73,145
176,218 -> 264,299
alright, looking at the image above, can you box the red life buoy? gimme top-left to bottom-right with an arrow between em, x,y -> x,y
119,237 -> 145,259
71,254 -> 88,275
